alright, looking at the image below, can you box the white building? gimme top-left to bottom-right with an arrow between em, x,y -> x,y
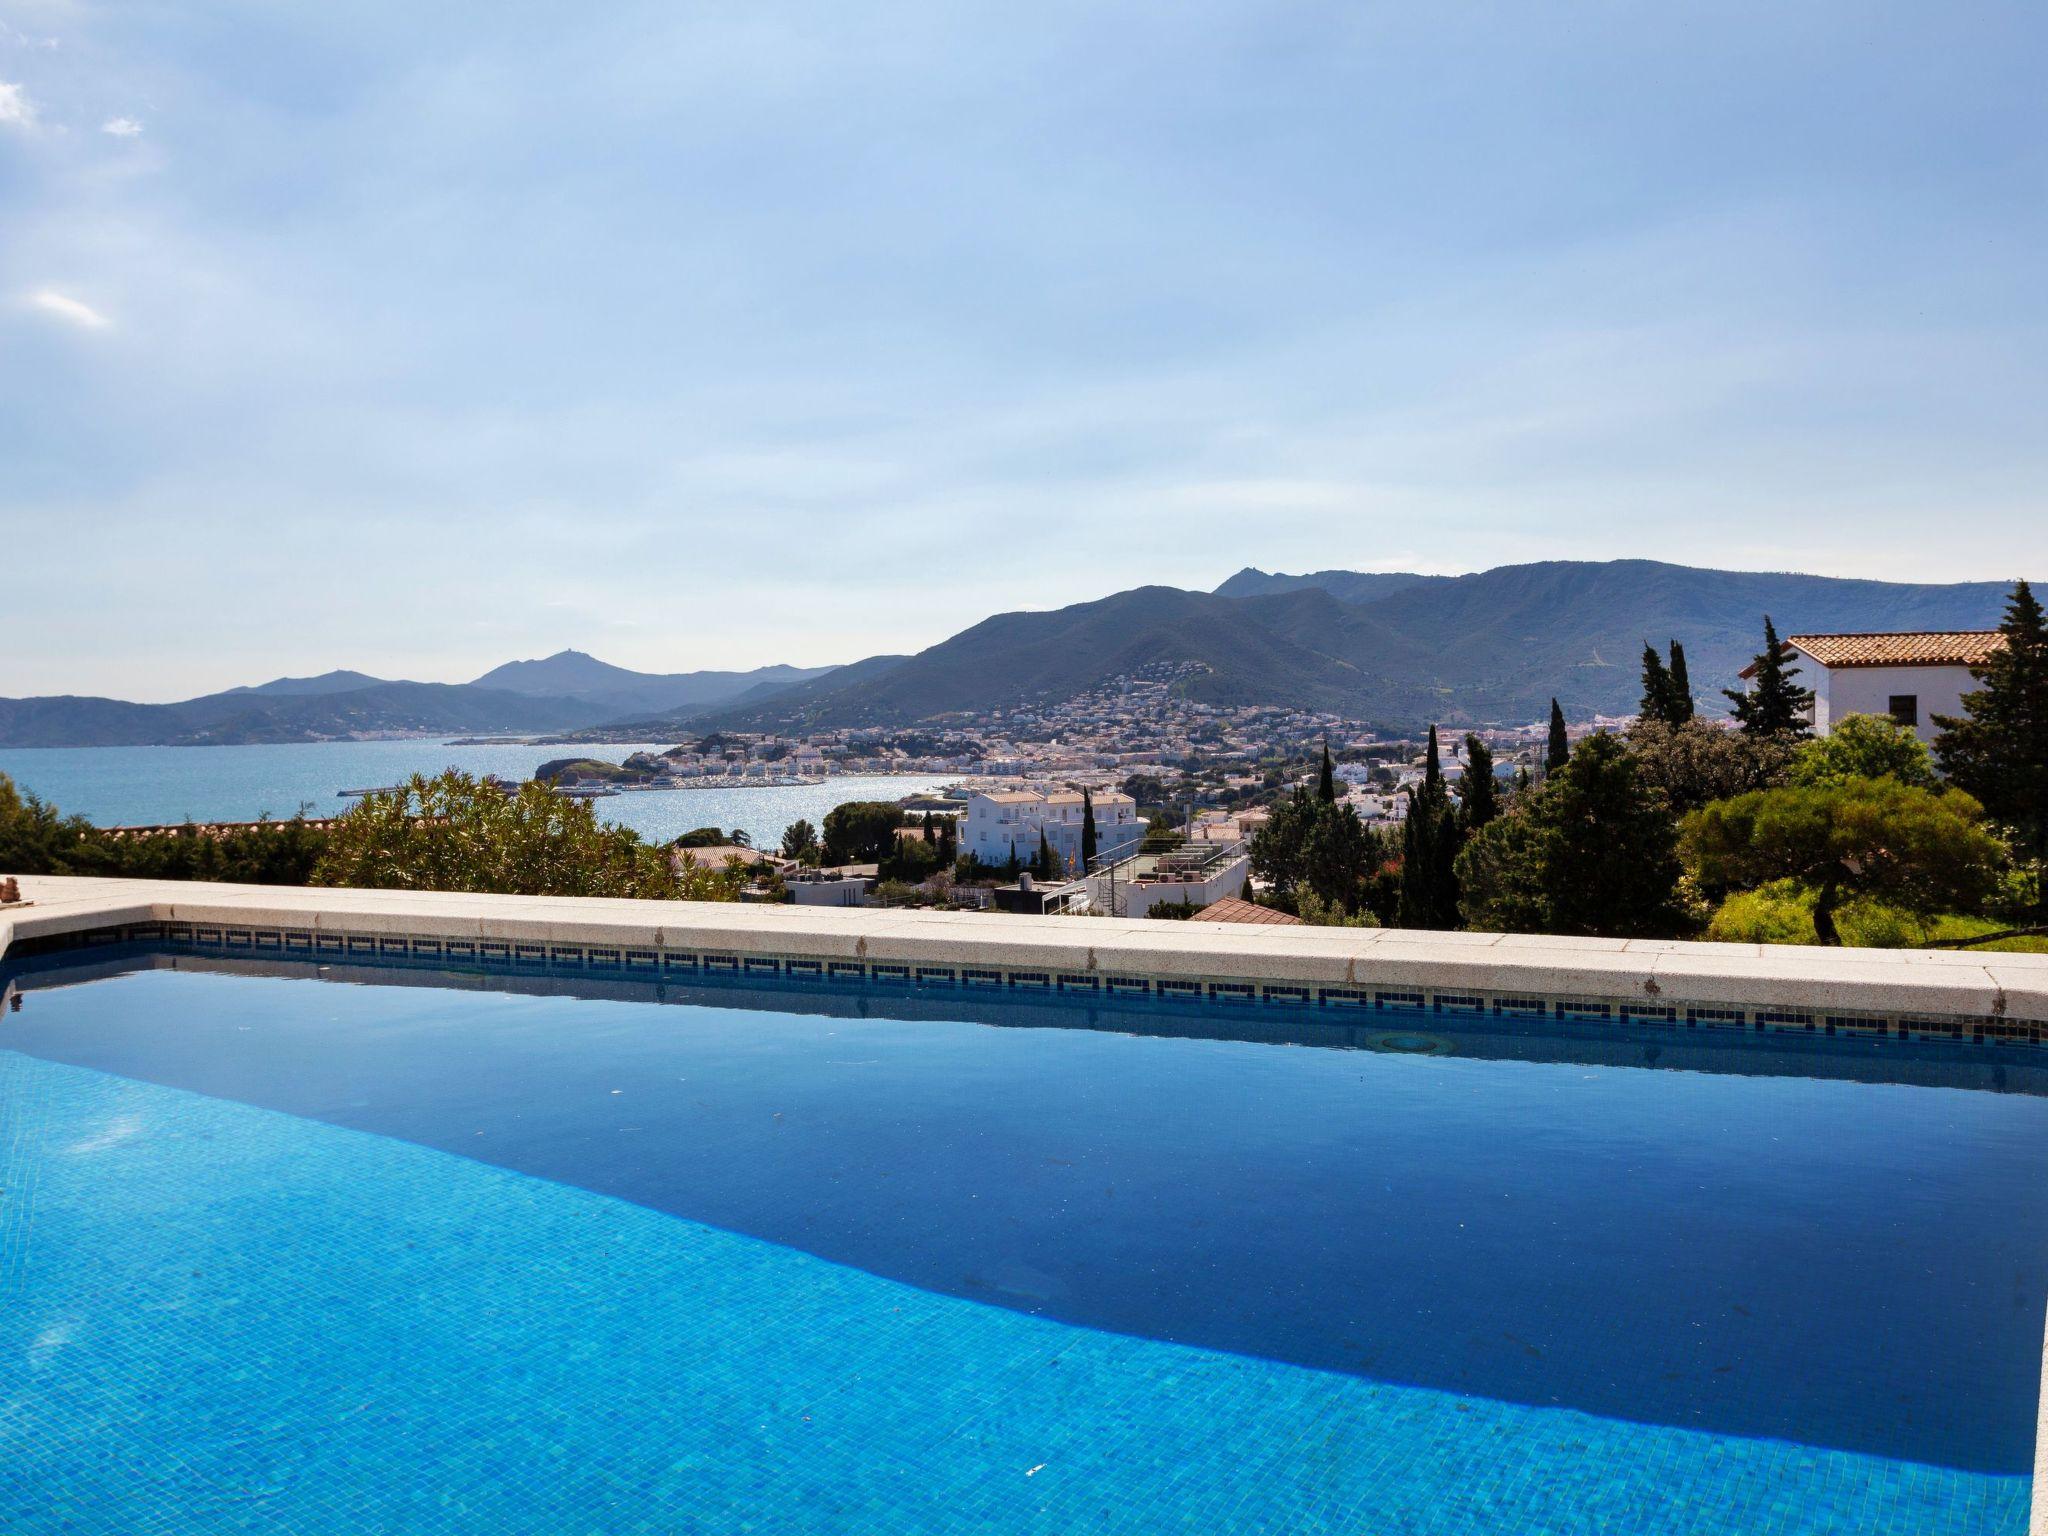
1752,632 -> 2003,743
785,867 -> 875,907
961,789 -> 1143,873
1085,843 -> 1250,918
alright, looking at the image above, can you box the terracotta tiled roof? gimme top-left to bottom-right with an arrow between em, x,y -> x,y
1785,632 -> 2005,670
1190,897 -> 1304,926
674,844 -> 770,867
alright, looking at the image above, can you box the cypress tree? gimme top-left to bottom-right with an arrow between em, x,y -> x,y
1724,616 -> 1815,738
1462,735 -> 1498,831
1318,739 -> 1337,803
1398,726 -> 1461,929
1546,700 -> 1569,774
1081,788 -> 1099,869
1036,829 -> 1054,879
1639,643 -> 1674,725
1935,578 -> 2048,873
1666,641 -> 1694,723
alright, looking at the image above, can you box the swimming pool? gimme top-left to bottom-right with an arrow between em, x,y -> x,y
4,945 -> 2045,1534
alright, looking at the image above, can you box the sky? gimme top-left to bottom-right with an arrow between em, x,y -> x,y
2,2 -> 2044,701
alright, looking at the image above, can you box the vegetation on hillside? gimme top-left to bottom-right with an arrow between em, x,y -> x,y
0,773 -> 329,885
312,770 -> 704,899
1245,582 -> 2044,949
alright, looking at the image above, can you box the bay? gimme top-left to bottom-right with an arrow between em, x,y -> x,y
0,742 -> 952,851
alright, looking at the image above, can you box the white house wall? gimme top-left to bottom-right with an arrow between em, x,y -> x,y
1794,652 -> 1978,743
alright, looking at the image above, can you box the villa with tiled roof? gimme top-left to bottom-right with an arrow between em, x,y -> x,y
1742,631 -> 2003,741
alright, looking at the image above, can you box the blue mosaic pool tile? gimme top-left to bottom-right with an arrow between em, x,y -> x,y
19,920 -> 2025,1053
0,1052 -> 2026,1536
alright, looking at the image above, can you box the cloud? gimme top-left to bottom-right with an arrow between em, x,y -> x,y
27,289 -> 113,330
102,116 -> 143,137
0,81 -> 37,130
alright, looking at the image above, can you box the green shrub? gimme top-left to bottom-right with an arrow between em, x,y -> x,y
1704,881 -> 1817,944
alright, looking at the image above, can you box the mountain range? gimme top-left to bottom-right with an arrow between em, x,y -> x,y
0,563 -> 2019,747
0,653 -> 833,749
696,560 -> 2015,732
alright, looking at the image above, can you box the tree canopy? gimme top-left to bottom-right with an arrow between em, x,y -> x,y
1461,735 -> 1498,832
1545,699 -> 1569,774
1724,616 -> 1814,739
1934,578 -> 2048,872
1,772 -> 327,886
1398,725 -> 1460,929
1638,639 -> 1695,728
780,817 -> 821,862
1626,718 -> 1794,816
1683,778 -> 2003,945
314,770 -> 686,899
821,800 -> 906,865
1789,713 -> 1938,791
1248,789 -> 1383,918
1457,731 -> 1687,938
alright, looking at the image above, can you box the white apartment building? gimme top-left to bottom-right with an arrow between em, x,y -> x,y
1748,632 -> 2003,743
961,789 -> 1143,873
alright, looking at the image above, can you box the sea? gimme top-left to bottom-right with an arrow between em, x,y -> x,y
0,742 -> 953,851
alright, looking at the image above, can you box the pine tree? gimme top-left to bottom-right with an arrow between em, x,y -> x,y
1639,643 -> 1674,725
1935,578 -> 2048,873
1318,739 -> 1337,803
1546,700 -> 1569,774
1458,732 -> 1686,938
1081,788 -> 1099,869
1724,616 -> 1814,739
1667,641 -> 1695,723
1462,735 -> 1498,831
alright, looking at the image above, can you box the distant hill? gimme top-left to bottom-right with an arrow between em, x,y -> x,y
469,650 -> 836,716
0,651 -> 846,747
227,669 -> 394,696
0,682 -> 608,749
583,654 -> 913,740
1213,568 -> 1452,605
711,561 -> 2018,730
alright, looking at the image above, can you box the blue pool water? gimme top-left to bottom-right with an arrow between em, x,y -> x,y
3,952 -> 2045,1533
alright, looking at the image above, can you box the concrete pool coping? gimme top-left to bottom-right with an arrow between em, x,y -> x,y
4,873 -> 2047,1028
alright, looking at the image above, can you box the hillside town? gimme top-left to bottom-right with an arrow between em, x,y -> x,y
620,608 -> 2041,940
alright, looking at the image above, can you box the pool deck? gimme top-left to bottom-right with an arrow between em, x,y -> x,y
4,873 -> 2046,1027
